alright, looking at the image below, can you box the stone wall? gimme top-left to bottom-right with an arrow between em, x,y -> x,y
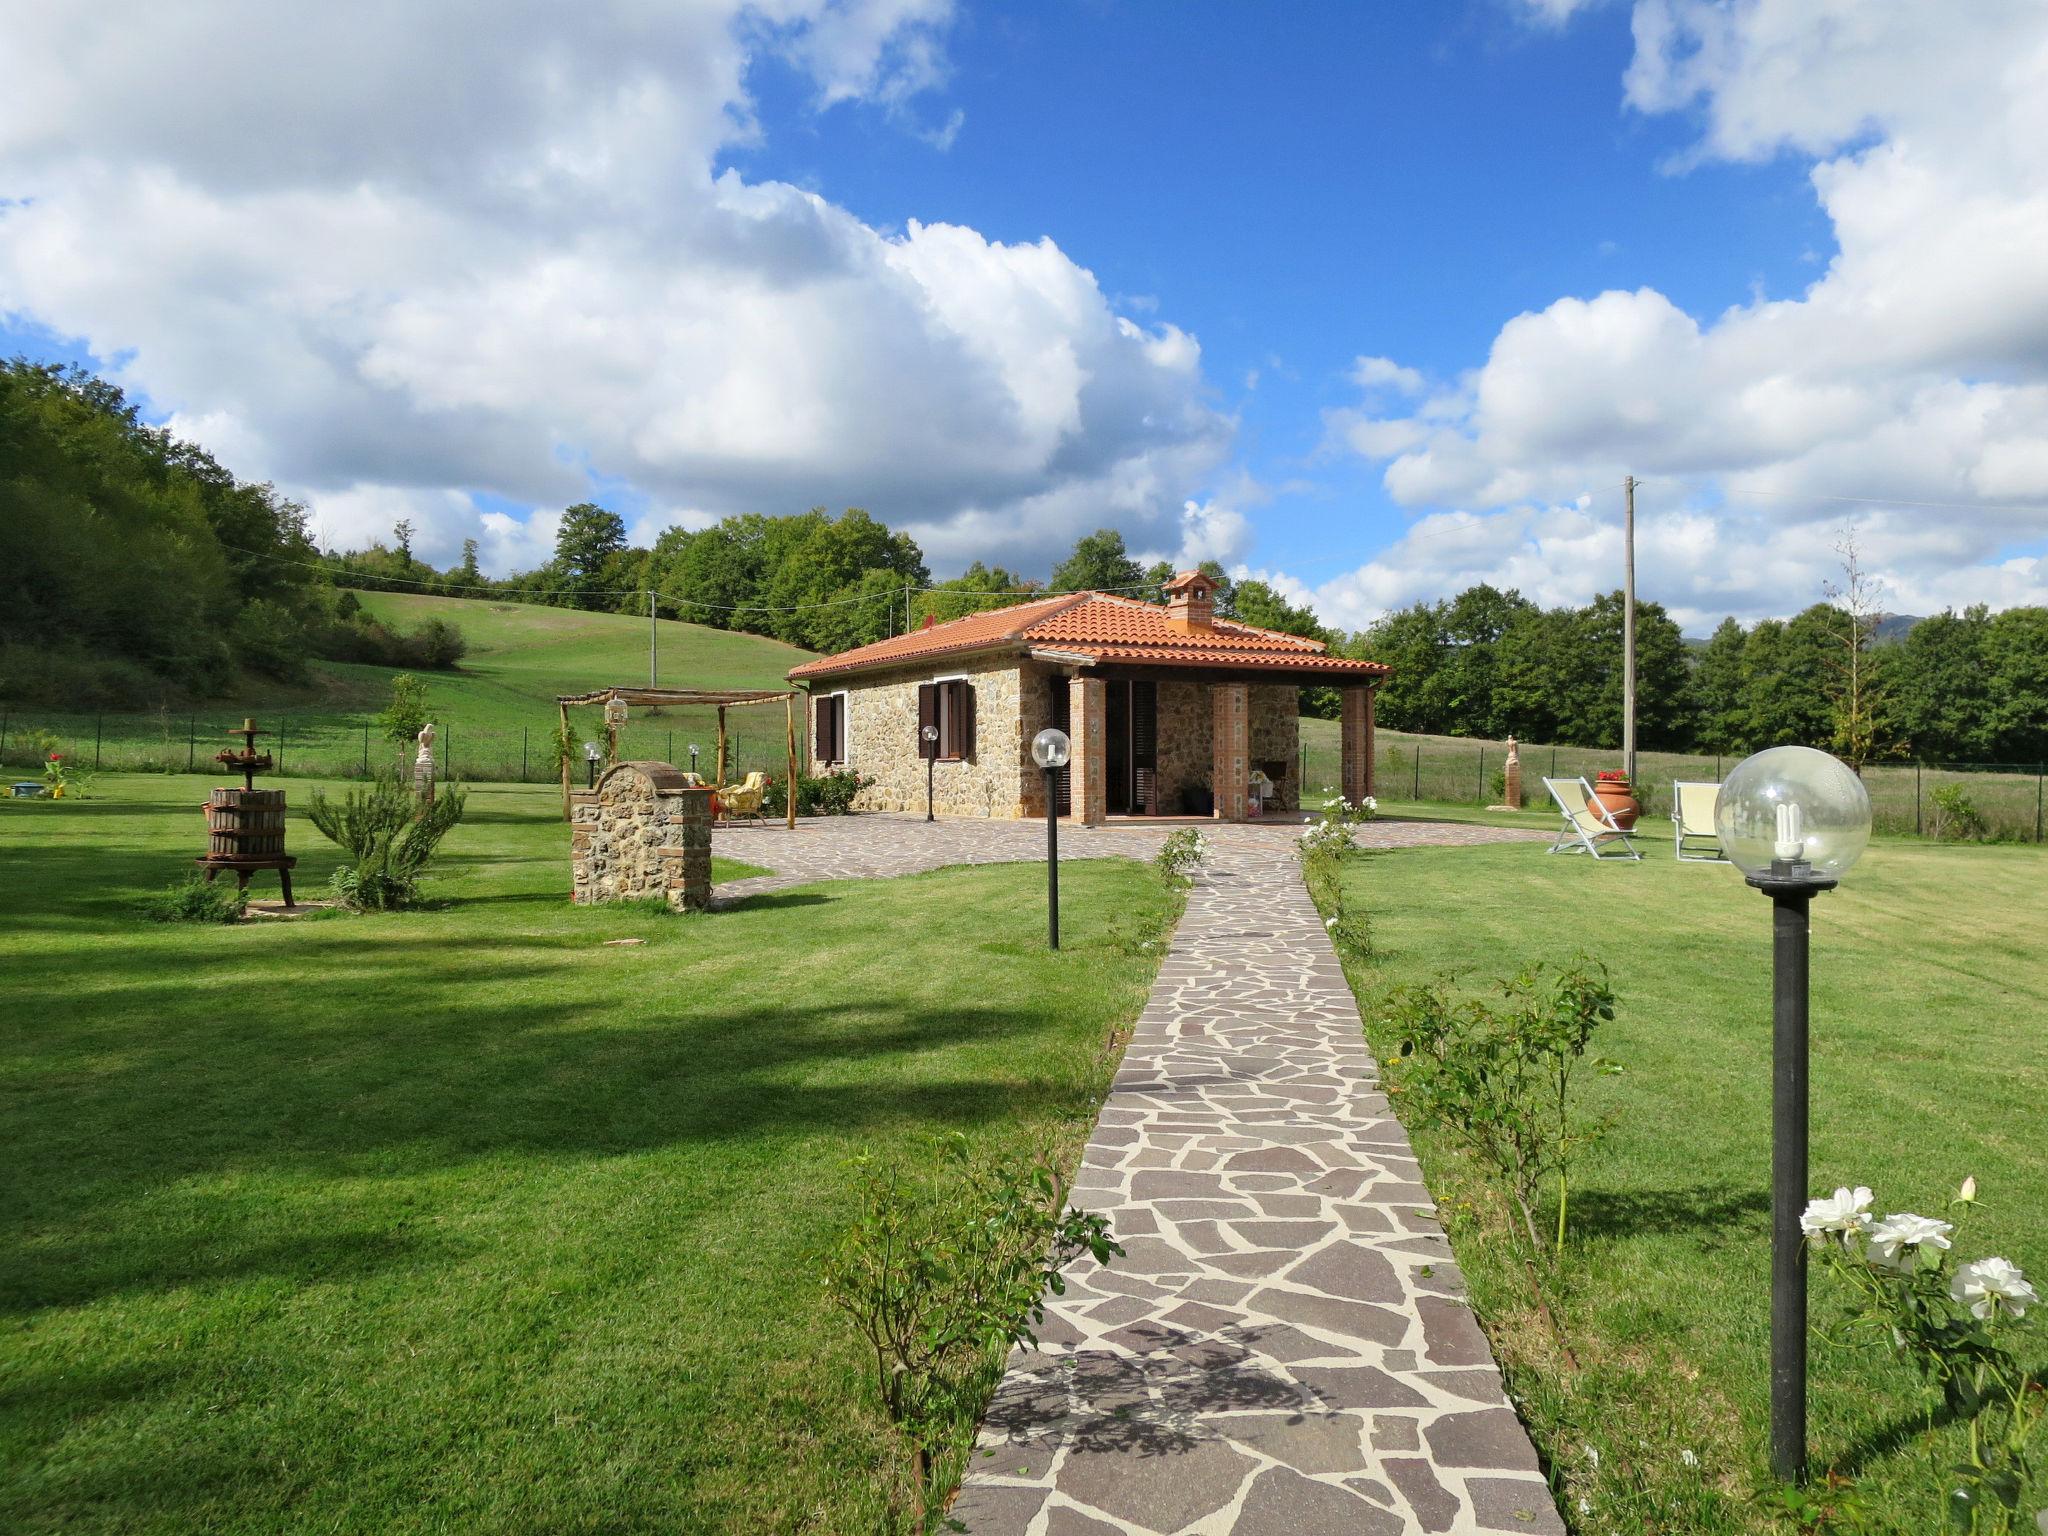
1249,684 -> 1301,812
1154,681 -> 1209,815
569,761 -> 712,912
817,652 -> 1035,818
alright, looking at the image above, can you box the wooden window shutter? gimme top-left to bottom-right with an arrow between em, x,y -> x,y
956,680 -> 976,760
1132,680 -> 1157,815
817,696 -> 841,762
917,683 -> 939,760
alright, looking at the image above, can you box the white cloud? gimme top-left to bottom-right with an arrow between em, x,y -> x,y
0,1 -> 1228,574
1320,0 -> 2048,626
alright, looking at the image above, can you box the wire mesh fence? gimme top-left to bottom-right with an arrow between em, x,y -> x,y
0,706 -> 811,789
1298,727 -> 2048,843
7,705 -> 2042,843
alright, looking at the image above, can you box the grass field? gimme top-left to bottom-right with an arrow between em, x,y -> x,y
1335,824 -> 2048,1531
1300,718 -> 2048,842
0,775 -> 1176,1533
0,593 -> 816,783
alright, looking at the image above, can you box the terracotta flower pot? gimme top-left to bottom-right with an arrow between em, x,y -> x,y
1589,777 -> 1639,830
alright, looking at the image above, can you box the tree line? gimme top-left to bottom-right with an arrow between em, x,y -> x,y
0,360 -> 463,708
13,357 -> 2042,762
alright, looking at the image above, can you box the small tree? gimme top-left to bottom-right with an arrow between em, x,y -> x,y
379,674 -> 429,746
1823,529 -> 1900,772
305,771 -> 466,911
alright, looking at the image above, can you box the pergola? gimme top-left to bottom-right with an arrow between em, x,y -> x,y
555,686 -> 799,828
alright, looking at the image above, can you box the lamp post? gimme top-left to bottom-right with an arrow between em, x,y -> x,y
1032,728 -> 1071,951
688,743 -> 700,777
583,741 -> 600,790
921,724 -> 940,821
1715,746 -> 1872,1486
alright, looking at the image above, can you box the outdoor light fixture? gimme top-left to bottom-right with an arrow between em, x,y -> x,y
921,723 -> 941,821
1032,727 -> 1072,950
583,740 -> 601,789
688,743 -> 700,774
1717,745 -> 1872,1485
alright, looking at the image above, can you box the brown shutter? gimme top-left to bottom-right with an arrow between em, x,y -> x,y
917,682 -> 939,760
816,696 -> 840,763
956,680 -> 976,760
1132,680 -> 1157,815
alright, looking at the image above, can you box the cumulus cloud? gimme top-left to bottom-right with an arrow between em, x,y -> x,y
0,1 -> 1228,573
1315,0 -> 2048,629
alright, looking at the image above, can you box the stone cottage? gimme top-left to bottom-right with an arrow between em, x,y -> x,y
787,570 -> 1391,823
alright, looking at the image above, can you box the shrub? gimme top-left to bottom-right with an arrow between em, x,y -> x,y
3,726 -> 62,771
137,875 -> 247,924
763,769 -> 870,817
305,770 -> 466,910
823,1134 -> 1120,1519
1803,1178 -> 2041,1528
1930,784 -> 1989,842
1154,826 -> 1208,885
1383,959 -> 1620,1258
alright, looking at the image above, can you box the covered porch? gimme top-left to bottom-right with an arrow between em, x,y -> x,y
1038,666 -> 1380,826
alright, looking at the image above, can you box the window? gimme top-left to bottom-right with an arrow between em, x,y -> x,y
917,677 -> 975,762
815,693 -> 847,764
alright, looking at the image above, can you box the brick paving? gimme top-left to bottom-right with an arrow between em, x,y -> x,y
710,813 -> 1561,1534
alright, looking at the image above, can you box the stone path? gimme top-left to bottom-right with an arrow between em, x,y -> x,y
711,813 -> 1561,1533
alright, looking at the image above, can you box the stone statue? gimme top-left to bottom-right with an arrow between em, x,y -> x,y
1503,735 -> 1523,811
414,722 -> 437,805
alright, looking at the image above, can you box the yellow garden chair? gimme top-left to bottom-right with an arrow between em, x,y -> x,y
717,771 -> 769,823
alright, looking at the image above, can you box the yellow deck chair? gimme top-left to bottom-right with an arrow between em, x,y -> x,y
1673,780 -> 1725,862
1543,776 -> 1641,861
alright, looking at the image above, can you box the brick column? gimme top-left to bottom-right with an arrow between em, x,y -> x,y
1069,677 -> 1106,826
1341,687 -> 1371,806
660,786 -> 714,912
1211,682 -> 1249,821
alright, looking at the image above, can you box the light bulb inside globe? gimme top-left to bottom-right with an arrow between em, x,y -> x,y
1032,727 -> 1071,770
583,741 -> 600,760
1714,745 -> 1871,883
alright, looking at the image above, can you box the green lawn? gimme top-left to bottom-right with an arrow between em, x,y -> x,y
0,776 -> 1175,1533
1337,828 -> 2048,1531
2,592 -> 815,783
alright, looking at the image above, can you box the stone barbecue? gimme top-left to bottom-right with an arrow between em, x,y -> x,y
569,760 -> 713,912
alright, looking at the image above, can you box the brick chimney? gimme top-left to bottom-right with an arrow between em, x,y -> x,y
1162,569 -> 1216,630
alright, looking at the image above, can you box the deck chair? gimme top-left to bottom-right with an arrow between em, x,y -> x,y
1543,776 -> 1641,861
1672,780 -> 1725,862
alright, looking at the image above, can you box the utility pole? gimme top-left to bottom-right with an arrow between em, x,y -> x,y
648,590 -> 658,687
1623,474 -> 1638,784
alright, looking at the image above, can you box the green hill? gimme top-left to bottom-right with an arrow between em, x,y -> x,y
1,594 -> 816,782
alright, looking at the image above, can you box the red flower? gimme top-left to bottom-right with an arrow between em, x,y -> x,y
48,752 -> 62,761
1595,769 -> 1628,782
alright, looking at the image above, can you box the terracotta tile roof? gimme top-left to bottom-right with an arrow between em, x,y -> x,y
784,592 -> 1089,679
787,590 -> 1391,682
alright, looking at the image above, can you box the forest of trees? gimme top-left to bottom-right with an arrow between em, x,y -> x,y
10,358 -> 2045,763
0,361 -> 464,707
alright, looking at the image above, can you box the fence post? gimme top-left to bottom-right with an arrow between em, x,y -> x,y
522,727 -> 529,782
1551,746 -> 1557,777
1716,754 -> 1722,779
1477,746 -> 1486,804
0,706 -> 8,762
1916,762 -> 1923,836
278,717 -> 286,773
1413,742 -> 1422,800
189,715 -> 197,772
2037,764 -> 2044,844
95,713 -> 103,771
443,723 -> 450,779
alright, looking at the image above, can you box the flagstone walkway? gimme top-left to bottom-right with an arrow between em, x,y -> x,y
712,813 -> 1560,1533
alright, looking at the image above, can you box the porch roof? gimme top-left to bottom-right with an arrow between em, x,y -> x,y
786,590 -> 1391,684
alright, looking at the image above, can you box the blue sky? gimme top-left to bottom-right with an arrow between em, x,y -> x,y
3,1 -> 2043,629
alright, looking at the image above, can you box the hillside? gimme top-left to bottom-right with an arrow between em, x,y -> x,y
3,593 -> 817,781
